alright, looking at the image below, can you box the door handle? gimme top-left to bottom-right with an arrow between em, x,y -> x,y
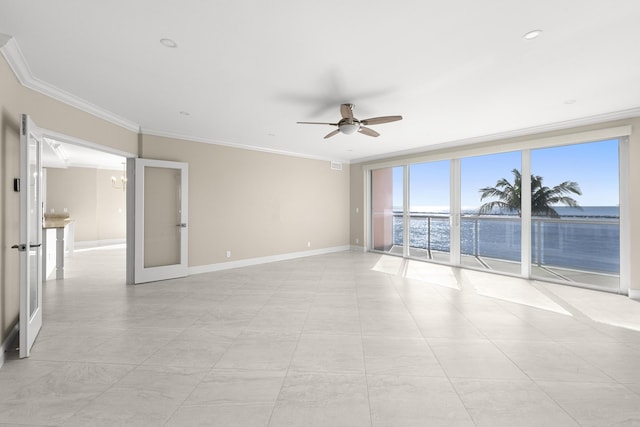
176,223 -> 187,228
11,243 -> 41,251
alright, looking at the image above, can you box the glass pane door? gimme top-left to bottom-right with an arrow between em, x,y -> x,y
134,158 -> 189,283
531,139 -> 620,290
143,166 -> 181,268
408,161 -> 450,262
19,114 -> 43,358
460,152 -> 522,275
371,166 -> 404,255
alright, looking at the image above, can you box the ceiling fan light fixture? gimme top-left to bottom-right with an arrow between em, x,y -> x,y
339,123 -> 360,135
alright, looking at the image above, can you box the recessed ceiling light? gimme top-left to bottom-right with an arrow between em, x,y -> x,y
523,30 -> 542,40
160,38 -> 178,48
179,111 -> 191,116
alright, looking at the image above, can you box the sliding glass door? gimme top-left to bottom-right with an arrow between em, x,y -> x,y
460,151 -> 522,275
408,161 -> 450,262
530,139 -> 620,290
367,136 -> 625,293
371,166 -> 404,255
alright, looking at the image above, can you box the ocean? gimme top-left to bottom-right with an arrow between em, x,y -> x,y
392,206 -> 620,274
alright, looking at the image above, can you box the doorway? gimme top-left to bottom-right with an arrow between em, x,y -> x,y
40,130 -> 133,284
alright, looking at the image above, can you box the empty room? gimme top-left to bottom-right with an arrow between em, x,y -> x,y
1,2 -> 640,426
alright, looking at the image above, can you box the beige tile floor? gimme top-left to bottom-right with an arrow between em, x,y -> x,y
2,245 -> 640,426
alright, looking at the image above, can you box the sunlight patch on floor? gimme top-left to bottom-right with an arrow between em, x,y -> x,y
461,269 -> 572,316
542,283 -> 640,331
404,260 -> 461,290
371,255 -> 405,276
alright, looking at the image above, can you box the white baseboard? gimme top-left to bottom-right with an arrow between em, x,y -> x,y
350,245 -> 366,252
74,238 -> 126,249
0,323 -> 19,370
189,245 -> 351,275
629,289 -> 640,300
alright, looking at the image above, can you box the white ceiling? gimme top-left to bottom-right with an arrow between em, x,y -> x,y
2,1 -> 640,163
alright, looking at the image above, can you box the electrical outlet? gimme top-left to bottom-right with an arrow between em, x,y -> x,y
226,251 -> 231,258
307,241 -> 311,248
356,238 -> 359,244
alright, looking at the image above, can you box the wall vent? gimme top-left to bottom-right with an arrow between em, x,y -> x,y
330,161 -> 343,171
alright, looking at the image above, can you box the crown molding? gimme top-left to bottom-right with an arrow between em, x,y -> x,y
351,107 -> 640,164
0,35 -> 139,133
142,127 -> 351,164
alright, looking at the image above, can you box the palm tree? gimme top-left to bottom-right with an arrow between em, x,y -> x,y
478,169 -> 582,218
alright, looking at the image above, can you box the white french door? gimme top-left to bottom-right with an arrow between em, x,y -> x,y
132,158 -> 189,284
17,115 -> 43,358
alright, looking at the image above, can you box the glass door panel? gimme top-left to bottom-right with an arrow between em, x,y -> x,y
371,166 -> 404,255
19,114 -> 43,358
461,152 -> 521,274
143,166 -> 181,268
531,139 -> 620,290
134,158 -> 188,283
408,160 -> 450,262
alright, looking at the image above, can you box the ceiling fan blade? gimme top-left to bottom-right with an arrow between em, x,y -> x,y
358,127 -> 380,137
360,115 -> 403,126
297,121 -> 338,126
340,104 -> 354,122
324,129 -> 340,139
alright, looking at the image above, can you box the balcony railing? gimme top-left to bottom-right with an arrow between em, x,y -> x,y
391,213 -> 620,276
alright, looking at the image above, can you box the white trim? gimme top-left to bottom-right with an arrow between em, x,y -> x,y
0,323 -> 19,369
0,36 -> 139,132
521,150 -> 532,278
350,245 -> 366,252
189,246 -> 352,275
74,239 -> 126,250
359,125 -> 633,170
619,137 -> 631,295
628,289 -> 640,300
41,129 -> 136,159
353,112 -> 639,164
142,127 -> 350,164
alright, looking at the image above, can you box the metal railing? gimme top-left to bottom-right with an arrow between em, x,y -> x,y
390,213 -> 620,274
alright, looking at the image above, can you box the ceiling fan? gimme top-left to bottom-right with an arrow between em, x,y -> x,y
297,103 -> 402,139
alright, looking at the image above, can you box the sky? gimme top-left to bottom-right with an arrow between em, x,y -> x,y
392,138 -> 619,210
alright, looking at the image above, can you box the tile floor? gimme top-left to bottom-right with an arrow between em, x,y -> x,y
2,246 -> 640,426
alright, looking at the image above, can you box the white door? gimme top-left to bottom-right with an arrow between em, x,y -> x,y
133,158 -> 189,283
17,115 -> 43,358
